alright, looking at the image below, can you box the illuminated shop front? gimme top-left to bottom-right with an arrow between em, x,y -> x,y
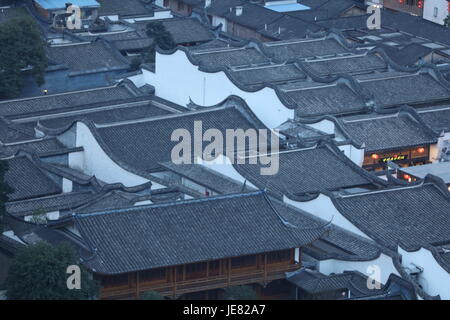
397,161 -> 450,190
363,146 -> 431,171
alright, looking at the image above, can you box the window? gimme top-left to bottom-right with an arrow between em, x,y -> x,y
102,273 -> 129,288
209,260 -> 221,276
231,255 -> 257,269
186,262 -> 207,280
140,268 -> 166,282
433,7 -> 438,17
267,250 -> 292,264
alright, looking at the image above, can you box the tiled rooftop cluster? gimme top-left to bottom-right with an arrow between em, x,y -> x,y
1,0 -> 450,301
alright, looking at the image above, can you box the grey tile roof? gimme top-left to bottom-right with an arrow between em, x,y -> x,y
316,13 -> 369,30
159,162 -> 253,194
6,191 -> 96,216
97,0 -> 153,17
5,156 -> 61,201
277,120 -> 331,141
233,143 -> 384,199
332,182 -> 450,252
227,63 -> 306,87
270,199 -> 381,261
0,83 -> 146,119
160,18 -> 215,44
338,110 -> 439,152
417,105 -> 450,133
75,191 -> 326,274
357,72 -> 450,107
189,46 -> 270,69
94,105 -> 266,173
258,15 -> 321,40
303,53 -> 387,77
0,138 -> 66,158
210,1 -> 283,30
262,38 -> 350,61
113,37 -> 154,51
381,43 -> 433,66
0,118 -> 36,144
379,9 -> 450,47
280,81 -> 367,117
47,41 -> 129,74
287,269 -> 373,295
287,269 -> 417,299
36,101 -> 173,129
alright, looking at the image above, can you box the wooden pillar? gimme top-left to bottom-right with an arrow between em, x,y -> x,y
264,254 -> 267,285
298,248 -> 302,266
136,272 -> 140,299
173,267 -> 177,299
227,258 -> 231,287
206,261 -> 210,278
183,265 -> 186,281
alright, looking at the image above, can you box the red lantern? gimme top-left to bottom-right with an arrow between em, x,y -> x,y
417,147 -> 425,153
399,0 -> 404,3
371,154 -> 379,160
417,0 -> 423,8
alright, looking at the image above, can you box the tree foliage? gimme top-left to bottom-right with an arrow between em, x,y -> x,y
6,242 -> 98,300
445,15 -> 450,28
0,16 -> 48,99
146,21 -> 176,51
140,290 -> 164,300
224,285 -> 259,300
144,21 -> 176,63
0,160 -> 13,232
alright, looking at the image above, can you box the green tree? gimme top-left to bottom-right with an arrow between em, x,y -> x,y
129,56 -> 142,72
6,242 -> 98,300
224,285 -> 259,300
0,160 -> 13,232
146,21 -> 176,50
140,290 -> 164,300
0,16 -> 48,99
145,21 -> 176,62
445,15 -> 450,28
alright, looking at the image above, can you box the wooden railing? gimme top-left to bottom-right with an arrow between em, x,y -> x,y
100,263 -> 300,300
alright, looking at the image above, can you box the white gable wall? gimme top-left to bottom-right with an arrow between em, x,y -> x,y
70,122 -> 151,187
399,246 -> 450,299
319,253 -> 400,285
143,50 -> 294,128
423,0 -> 448,25
284,194 -> 373,240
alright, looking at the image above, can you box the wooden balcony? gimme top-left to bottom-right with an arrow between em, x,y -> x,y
100,263 -> 300,300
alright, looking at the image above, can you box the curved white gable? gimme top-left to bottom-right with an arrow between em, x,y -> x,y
143,50 -> 294,128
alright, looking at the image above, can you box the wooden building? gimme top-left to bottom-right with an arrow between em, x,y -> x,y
66,191 -> 326,299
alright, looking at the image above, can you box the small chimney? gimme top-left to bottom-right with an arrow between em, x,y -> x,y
264,23 -> 267,31
235,6 -> 243,16
205,0 -> 211,8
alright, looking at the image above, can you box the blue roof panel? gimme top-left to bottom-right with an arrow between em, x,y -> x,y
34,0 -> 100,10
